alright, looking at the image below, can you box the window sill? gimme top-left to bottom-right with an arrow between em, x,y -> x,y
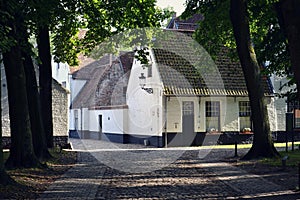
240,132 -> 253,134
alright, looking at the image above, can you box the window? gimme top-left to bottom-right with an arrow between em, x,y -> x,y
206,101 -> 220,117
206,101 -> 220,132
62,81 -> 66,88
295,110 -> 300,128
239,101 -> 252,132
183,101 -> 194,116
74,110 -> 78,130
287,96 -> 300,129
147,64 -> 152,77
122,86 -> 127,102
239,101 -> 251,117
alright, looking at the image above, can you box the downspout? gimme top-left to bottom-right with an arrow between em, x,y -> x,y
80,106 -> 83,138
164,95 -> 168,148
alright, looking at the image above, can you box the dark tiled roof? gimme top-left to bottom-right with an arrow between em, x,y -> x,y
72,54 -> 114,80
71,52 -> 134,109
166,13 -> 203,31
152,32 -> 273,96
71,65 -> 108,109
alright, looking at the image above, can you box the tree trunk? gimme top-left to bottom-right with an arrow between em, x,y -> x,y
3,46 -> 40,168
276,0 -> 300,97
37,26 -> 54,148
2,11 -> 40,168
230,0 -> 279,159
0,58 -> 11,184
22,52 -> 52,160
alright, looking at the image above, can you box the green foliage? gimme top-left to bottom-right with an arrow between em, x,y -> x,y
1,0 -> 171,66
182,0 -> 235,60
0,1 -> 19,53
183,0 -> 292,93
261,149 -> 300,167
51,0 -> 172,66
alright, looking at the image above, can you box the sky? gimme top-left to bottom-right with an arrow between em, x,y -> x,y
156,0 -> 186,16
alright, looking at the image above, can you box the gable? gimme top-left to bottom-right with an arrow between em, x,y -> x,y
71,52 -> 134,109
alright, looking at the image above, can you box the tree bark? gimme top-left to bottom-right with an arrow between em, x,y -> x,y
3,47 -> 40,168
2,10 -> 40,168
0,58 -> 11,184
230,0 -> 279,159
37,26 -> 54,148
276,0 -> 300,97
22,52 -> 51,160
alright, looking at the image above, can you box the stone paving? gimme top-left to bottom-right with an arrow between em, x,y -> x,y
38,139 -> 300,200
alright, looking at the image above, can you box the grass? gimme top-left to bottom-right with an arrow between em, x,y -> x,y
261,150 -> 300,167
0,149 -> 77,199
202,141 -> 300,149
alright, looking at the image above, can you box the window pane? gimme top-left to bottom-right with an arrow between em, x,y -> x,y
295,110 -> 300,128
206,101 -> 220,117
206,101 -> 220,132
239,101 -> 251,117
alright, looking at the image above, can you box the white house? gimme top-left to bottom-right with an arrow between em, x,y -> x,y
69,30 -> 277,147
69,14 -> 278,147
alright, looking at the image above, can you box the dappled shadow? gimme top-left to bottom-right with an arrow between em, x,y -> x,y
38,149 -> 300,199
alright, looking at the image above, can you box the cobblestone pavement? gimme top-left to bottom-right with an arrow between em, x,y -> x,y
39,139 -> 300,200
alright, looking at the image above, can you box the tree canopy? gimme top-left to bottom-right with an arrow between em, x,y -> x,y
0,0 -> 170,171
182,0 -> 283,159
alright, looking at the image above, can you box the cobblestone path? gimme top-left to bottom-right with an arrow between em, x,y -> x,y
39,139 -> 300,200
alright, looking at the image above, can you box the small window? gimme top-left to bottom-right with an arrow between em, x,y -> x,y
123,86 -> 127,101
147,64 -> 152,77
239,101 -> 252,132
239,101 -> 251,117
206,101 -> 220,117
205,101 -> 220,132
295,110 -> 300,128
62,81 -> 66,88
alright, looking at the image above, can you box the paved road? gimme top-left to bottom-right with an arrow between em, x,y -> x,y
39,139 -> 300,200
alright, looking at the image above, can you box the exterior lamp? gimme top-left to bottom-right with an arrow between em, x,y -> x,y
138,73 -> 153,94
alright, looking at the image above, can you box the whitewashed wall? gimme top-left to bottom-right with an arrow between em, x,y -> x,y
82,108 -> 89,131
88,108 -> 128,134
70,79 -> 86,102
52,60 -> 70,90
126,51 -> 164,137
271,74 -> 291,131
165,96 -> 276,133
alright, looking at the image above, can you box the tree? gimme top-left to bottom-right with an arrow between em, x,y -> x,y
33,0 -> 169,149
183,0 -> 279,158
229,0 -> 279,158
1,1 -> 40,168
52,0 -> 170,65
23,51 -> 51,160
276,0 -> 300,97
37,26 -> 54,148
0,58 -> 10,184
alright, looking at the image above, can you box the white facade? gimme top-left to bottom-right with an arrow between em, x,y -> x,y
52,60 -> 70,90
165,96 -> 277,133
69,49 -> 278,146
70,79 -> 87,103
271,74 -> 292,131
126,52 -> 164,137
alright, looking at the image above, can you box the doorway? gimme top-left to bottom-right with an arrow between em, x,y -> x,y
182,101 -> 196,146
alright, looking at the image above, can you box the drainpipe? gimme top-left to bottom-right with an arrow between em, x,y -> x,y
80,106 -> 83,138
164,96 -> 168,148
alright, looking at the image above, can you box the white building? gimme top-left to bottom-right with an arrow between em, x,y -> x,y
69,30 -> 276,147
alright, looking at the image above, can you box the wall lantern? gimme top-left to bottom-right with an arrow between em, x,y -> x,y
139,73 -> 153,94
